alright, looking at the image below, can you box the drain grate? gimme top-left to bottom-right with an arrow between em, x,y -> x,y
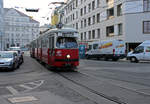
8,96 -> 38,103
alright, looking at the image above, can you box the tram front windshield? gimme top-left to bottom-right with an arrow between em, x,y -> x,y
56,37 -> 78,49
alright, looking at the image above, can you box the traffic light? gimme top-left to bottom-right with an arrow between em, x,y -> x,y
25,8 -> 39,12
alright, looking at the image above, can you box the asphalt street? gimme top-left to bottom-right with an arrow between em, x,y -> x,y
0,52 -> 150,104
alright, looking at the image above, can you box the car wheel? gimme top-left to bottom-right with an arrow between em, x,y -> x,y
104,57 -> 108,61
22,59 -> 24,63
17,63 -> 20,68
86,55 -> 89,59
130,57 -> 138,63
10,64 -> 16,71
112,58 -> 119,61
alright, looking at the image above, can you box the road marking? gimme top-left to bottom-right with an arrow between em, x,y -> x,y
28,80 -> 44,86
21,80 -> 44,93
19,85 -> 33,90
5,80 -> 44,95
8,96 -> 38,103
6,86 -> 19,95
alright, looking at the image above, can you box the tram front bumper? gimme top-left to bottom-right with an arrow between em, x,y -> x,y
54,59 -> 79,67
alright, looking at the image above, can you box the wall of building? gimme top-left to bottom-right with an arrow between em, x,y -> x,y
0,0 -> 3,50
124,12 -> 150,42
4,8 -> 40,49
58,0 -> 150,50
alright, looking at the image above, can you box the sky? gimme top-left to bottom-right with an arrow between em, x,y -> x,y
4,0 -> 65,26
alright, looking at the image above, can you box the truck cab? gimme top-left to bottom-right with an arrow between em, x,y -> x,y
127,40 -> 150,62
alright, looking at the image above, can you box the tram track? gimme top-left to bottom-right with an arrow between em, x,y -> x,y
56,71 -> 127,104
80,69 -> 150,87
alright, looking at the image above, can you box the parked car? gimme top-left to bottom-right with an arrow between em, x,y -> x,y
0,51 -> 20,71
127,40 -> 150,63
85,40 -> 126,61
8,47 -> 24,64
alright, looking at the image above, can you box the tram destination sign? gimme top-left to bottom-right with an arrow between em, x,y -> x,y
58,32 -> 78,37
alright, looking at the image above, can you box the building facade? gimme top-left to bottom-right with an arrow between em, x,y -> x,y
3,8 -> 40,49
58,0 -> 150,51
0,0 -> 4,50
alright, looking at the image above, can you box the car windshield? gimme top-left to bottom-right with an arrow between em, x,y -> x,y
9,47 -> 20,51
0,53 -> 13,58
56,37 -> 78,49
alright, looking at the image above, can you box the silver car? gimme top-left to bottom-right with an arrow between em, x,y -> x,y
0,51 -> 19,71
8,47 -> 24,64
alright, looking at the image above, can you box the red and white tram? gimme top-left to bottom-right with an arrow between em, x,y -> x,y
30,27 -> 79,69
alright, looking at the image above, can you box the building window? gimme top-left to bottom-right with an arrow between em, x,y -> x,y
17,43 -> 20,47
97,0 -> 100,8
76,0 -> 78,7
84,6 -> 86,14
84,32 -> 86,40
88,17 -> 91,26
76,11 -> 78,19
73,14 -> 75,20
81,33 -> 83,40
107,7 -> 114,19
92,30 -> 95,39
88,3 -> 91,12
143,0 -> 150,12
76,23 -> 78,29
88,31 -> 91,39
7,43 -> 9,48
81,20 -> 83,28
106,25 -> 114,37
143,21 -> 150,33
80,8 -> 83,16
97,13 -> 100,23
84,19 -> 87,27
117,4 -> 122,16
118,23 -> 123,35
92,0 -> 95,10
93,15 -> 95,24
97,29 -> 100,38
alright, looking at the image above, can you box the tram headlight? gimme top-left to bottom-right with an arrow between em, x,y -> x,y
66,54 -> 71,59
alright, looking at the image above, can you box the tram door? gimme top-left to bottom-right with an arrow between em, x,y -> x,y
48,36 -> 55,65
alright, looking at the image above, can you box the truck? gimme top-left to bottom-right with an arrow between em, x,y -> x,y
127,40 -> 150,63
85,40 -> 126,61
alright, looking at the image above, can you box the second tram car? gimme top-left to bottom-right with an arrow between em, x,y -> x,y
30,27 -> 79,70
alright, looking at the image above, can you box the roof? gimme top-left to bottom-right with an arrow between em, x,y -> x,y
49,27 -> 78,33
4,8 -> 39,23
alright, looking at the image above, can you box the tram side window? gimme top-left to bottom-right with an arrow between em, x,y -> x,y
42,39 -> 44,48
49,37 -> 52,49
49,36 -> 54,49
37,39 -> 41,48
42,37 -> 47,48
52,37 -> 54,48
35,41 -> 38,48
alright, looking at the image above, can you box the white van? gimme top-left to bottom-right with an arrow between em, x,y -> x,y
86,40 -> 126,61
127,40 -> 150,62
